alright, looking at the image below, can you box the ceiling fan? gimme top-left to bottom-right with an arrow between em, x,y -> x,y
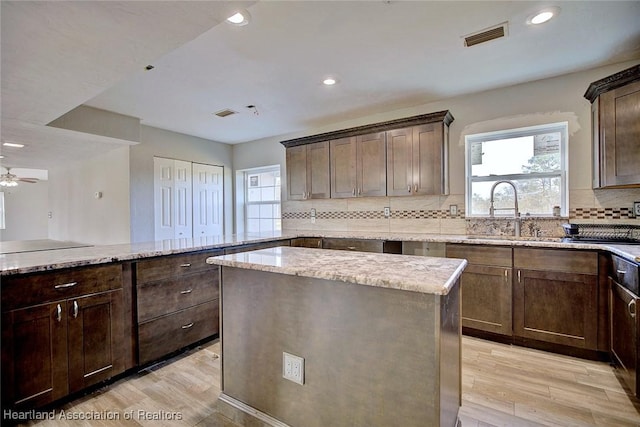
0,167 -> 40,187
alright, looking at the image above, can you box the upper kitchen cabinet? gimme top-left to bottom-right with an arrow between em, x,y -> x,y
585,64 -> 640,189
281,110 -> 453,200
387,121 -> 450,196
286,141 -> 330,200
330,132 -> 387,198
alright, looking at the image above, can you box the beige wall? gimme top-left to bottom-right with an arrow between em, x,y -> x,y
48,146 -> 131,245
235,60 -> 640,234
0,182 -> 49,241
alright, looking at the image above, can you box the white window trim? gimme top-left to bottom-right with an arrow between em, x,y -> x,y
464,122 -> 569,217
235,165 -> 281,234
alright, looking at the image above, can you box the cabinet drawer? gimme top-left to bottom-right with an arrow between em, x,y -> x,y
1,264 -> 123,310
290,237 -> 322,248
446,244 -> 512,267
137,270 -> 219,323
611,255 -> 639,295
138,300 -> 219,365
322,238 -> 383,253
514,248 -> 597,274
136,250 -> 222,283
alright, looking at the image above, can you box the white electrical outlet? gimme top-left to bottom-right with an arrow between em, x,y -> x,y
283,352 -> 304,385
384,207 -> 390,218
449,204 -> 458,216
634,202 -> 640,217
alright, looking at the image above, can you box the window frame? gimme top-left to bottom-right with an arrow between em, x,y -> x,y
236,165 -> 281,234
464,122 -> 569,218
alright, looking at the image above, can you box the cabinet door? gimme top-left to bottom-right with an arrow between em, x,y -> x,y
460,265 -> 512,336
174,160 -> 193,238
386,127 -> 414,196
357,132 -> 387,197
600,80 -> 640,187
330,137 -> 357,198
67,290 -> 124,393
514,269 -> 598,349
307,141 -> 330,199
413,123 -> 446,195
1,301 -> 68,408
610,279 -> 638,396
286,145 -> 308,200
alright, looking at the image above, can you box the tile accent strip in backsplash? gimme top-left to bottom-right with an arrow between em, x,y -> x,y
570,207 -> 636,220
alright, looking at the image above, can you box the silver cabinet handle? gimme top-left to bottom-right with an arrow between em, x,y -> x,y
180,263 -> 192,268
308,191 -> 311,199
517,270 -> 521,282
55,281 -> 77,289
182,322 -> 194,329
352,188 -> 356,196
414,184 -> 418,192
407,185 -> 411,193
617,269 -> 627,275
180,289 -> 193,294
629,300 -> 636,319
347,246 -> 357,250
358,188 -> 361,195
56,304 -> 62,322
73,301 -> 79,318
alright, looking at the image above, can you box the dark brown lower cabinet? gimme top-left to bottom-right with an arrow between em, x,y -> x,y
459,264 -> 513,336
1,289 -> 125,409
1,264 -> 128,410
514,269 -> 598,350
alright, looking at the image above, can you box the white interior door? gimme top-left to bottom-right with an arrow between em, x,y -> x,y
173,160 -> 193,239
192,163 -> 224,239
154,157 -> 175,241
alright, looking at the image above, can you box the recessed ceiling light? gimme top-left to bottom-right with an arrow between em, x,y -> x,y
323,77 -> 337,86
2,142 -> 25,148
226,10 -> 250,26
527,7 -> 560,25
0,155 -> 4,159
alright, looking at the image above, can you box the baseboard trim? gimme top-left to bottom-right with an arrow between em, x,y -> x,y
218,393 -> 291,427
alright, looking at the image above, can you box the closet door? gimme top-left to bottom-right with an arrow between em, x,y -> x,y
173,160 -> 192,239
154,158 -> 193,240
193,163 -> 224,239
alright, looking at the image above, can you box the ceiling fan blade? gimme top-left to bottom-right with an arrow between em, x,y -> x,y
17,178 -> 39,183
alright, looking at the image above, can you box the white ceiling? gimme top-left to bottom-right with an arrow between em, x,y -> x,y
2,1 -> 640,170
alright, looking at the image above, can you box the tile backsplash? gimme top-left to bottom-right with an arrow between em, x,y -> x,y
282,189 -> 640,236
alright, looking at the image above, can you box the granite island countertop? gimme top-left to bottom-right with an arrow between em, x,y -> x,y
2,231 -> 639,276
207,246 -> 467,295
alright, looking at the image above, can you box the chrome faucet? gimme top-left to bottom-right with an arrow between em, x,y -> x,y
489,180 -> 521,237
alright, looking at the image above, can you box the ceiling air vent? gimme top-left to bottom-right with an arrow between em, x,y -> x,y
464,22 -> 508,47
214,109 -> 237,118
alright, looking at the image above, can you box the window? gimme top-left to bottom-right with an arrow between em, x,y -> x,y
465,122 -> 568,217
239,166 -> 281,233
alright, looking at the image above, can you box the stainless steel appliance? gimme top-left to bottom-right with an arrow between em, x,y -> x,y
610,254 -> 639,397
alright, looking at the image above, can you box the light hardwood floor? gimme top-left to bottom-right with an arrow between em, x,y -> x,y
16,337 -> 640,427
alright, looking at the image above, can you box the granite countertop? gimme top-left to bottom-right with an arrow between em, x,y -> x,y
206,246 -> 467,296
0,232 -> 297,276
1,231 -> 639,276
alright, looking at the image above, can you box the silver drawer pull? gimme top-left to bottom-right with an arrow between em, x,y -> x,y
180,289 -> 193,294
55,281 -> 77,289
56,304 -> 62,322
180,263 -> 192,268
617,269 -> 627,275
347,246 -> 357,250
181,322 -> 194,329
629,300 -> 636,319
73,301 -> 79,318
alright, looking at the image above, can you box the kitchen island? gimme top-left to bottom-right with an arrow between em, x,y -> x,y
206,246 -> 467,427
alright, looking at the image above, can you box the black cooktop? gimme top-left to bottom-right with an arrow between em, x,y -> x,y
562,237 -> 640,245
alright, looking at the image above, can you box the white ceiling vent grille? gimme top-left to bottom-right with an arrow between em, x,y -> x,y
214,109 -> 237,118
464,23 -> 508,47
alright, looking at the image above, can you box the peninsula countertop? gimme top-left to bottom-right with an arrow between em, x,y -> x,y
206,246 -> 467,295
2,231 -> 639,276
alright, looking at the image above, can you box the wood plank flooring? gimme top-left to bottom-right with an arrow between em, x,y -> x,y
15,337 -> 640,427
